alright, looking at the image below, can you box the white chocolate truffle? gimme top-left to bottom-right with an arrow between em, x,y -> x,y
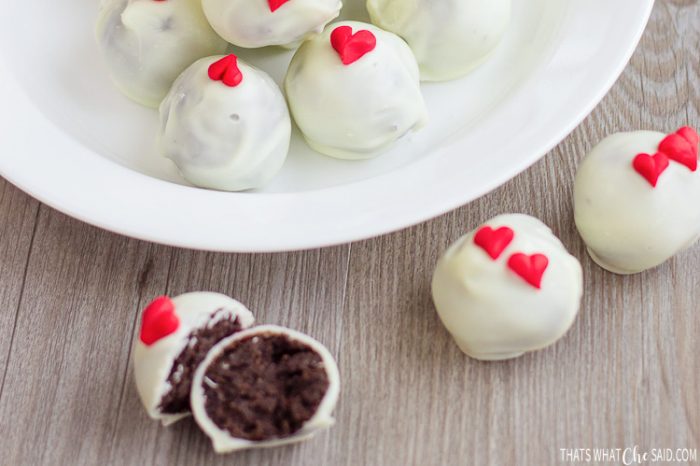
367,0 -> 511,81
159,54 -> 291,191
431,214 -> 583,361
574,127 -> 700,274
191,325 -> 340,453
96,0 -> 228,107
133,293 -> 255,425
284,21 -> 428,160
202,0 -> 342,49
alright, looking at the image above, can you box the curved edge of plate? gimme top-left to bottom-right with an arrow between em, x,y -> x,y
0,0 -> 655,252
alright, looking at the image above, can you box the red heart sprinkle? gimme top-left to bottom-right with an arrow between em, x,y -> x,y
658,127 -> 698,172
208,55 -> 243,87
507,253 -> 549,289
268,0 -> 290,11
632,153 -> 670,187
473,226 -> 515,260
140,296 -> 180,346
330,26 -> 377,66
677,126 -> 699,147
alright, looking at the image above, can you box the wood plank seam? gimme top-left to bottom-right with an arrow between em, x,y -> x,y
0,204 -> 41,399
106,254 -> 171,465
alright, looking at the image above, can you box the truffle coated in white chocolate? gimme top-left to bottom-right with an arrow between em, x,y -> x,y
284,21 -> 428,160
431,214 -> 583,361
367,0 -> 511,81
574,130 -> 700,274
133,292 -> 255,425
191,325 -> 341,453
96,0 -> 228,107
202,0 -> 342,49
159,55 -> 292,191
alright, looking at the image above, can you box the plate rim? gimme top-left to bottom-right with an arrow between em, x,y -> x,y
0,0 -> 655,252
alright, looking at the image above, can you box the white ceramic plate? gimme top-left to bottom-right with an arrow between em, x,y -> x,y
0,0 -> 653,252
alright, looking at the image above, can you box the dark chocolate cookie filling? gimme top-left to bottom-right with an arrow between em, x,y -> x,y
158,310 -> 243,414
202,333 -> 329,441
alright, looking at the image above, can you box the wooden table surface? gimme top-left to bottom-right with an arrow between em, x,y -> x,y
1,2 -> 699,465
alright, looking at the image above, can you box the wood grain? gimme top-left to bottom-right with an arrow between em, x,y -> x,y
0,2 -> 698,465
0,183 -> 39,398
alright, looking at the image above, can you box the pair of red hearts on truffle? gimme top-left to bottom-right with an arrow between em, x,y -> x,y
632,126 -> 698,187
474,226 -> 549,289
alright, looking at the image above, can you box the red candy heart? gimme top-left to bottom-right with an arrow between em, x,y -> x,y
632,152 -> 670,187
268,0 -> 289,12
677,126 -> 699,147
208,55 -> 243,87
330,25 -> 377,65
658,126 -> 698,172
507,253 -> 549,289
140,296 -> 180,346
474,226 -> 515,260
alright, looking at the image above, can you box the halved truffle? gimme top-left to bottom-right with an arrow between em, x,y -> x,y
133,293 -> 255,425
191,325 -> 340,452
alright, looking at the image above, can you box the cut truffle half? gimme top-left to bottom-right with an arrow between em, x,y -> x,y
191,325 -> 340,453
133,292 -> 255,425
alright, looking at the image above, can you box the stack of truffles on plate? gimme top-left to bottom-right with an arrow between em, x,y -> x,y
95,0 -> 512,190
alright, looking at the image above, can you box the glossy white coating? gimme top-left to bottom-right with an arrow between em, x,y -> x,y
431,214 -> 583,361
159,56 -> 291,191
574,131 -> 700,274
202,0 -> 342,49
96,0 -> 228,107
133,292 -> 255,425
285,21 -> 428,160
367,0 -> 511,81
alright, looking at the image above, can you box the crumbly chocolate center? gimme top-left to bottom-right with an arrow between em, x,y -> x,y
202,333 -> 329,441
158,310 -> 243,415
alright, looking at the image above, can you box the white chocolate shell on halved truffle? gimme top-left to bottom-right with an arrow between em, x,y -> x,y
574,127 -> 700,274
284,21 -> 427,160
202,0 -> 342,49
96,0 -> 228,107
432,214 -> 583,361
367,0 -> 511,81
159,54 -> 291,191
191,325 -> 340,453
133,292 -> 255,425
